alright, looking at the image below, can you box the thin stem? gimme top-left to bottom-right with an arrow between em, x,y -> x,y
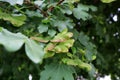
47,0 -> 64,12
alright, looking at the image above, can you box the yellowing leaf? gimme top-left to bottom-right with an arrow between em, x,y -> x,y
45,29 -> 74,53
44,43 -> 56,52
51,29 -> 73,42
54,45 -> 68,53
62,58 -> 92,71
0,10 -> 26,27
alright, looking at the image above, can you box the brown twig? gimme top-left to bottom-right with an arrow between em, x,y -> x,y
47,0 -> 64,12
24,0 -> 48,17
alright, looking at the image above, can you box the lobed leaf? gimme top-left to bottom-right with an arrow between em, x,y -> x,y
40,63 -> 75,80
73,4 -> 97,20
37,24 -> 48,33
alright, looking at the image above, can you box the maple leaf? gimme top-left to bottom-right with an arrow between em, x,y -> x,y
40,63 -> 75,80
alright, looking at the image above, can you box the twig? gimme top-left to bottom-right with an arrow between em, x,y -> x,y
24,0 -> 48,17
47,0 -> 64,12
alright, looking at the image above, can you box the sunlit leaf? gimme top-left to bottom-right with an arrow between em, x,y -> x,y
51,29 -> 73,42
44,43 -> 56,52
53,39 -> 74,53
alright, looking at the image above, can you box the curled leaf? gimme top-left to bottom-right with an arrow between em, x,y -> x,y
51,29 -> 73,42
25,39 -> 44,63
62,58 -> 92,71
44,43 -> 56,52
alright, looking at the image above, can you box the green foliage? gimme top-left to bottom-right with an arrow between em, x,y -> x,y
78,32 -> 97,61
73,4 -> 97,20
40,63 -> 75,80
45,29 -> 74,54
0,0 -> 120,80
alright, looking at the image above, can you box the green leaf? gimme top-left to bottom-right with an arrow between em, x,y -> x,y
34,0 -> 44,6
0,0 -> 24,5
52,19 -> 74,32
45,29 -> 74,53
0,27 -> 2,32
44,43 -> 56,52
40,63 -> 75,80
62,58 -> 92,71
0,28 -> 26,52
73,4 -> 97,20
44,51 -> 55,58
0,11 -> 26,27
101,0 -> 115,3
53,39 -> 74,53
37,24 -> 48,33
25,39 -> 45,63
60,4 -> 73,15
48,29 -> 56,37
78,32 -> 97,61
51,29 -> 73,42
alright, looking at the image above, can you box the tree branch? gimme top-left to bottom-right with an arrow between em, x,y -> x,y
47,0 -> 64,12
